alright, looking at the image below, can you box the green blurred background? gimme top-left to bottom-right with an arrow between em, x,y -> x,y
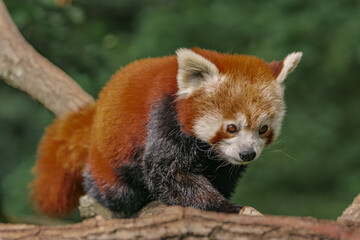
0,0 -> 359,223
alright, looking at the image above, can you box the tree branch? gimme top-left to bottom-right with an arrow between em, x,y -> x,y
0,206 -> 360,240
0,1 -> 360,239
0,0 -> 94,116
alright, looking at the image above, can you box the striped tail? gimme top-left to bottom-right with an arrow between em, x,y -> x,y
31,103 -> 95,216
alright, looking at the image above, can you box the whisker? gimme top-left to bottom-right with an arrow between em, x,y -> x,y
228,165 -> 235,180
260,147 -> 298,163
215,160 -> 229,172
271,149 -> 298,162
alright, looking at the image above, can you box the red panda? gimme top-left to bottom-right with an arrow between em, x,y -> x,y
32,48 -> 302,216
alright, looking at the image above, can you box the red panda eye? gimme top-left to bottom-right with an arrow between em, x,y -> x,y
226,124 -> 237,133
259,125 -> 268,135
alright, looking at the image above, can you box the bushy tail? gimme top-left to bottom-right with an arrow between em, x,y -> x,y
31,103 -> 96,216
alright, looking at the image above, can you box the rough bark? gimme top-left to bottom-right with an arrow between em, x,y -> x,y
0,0 -> 94,116
338,194 -> 360,222
0,1 -> 360,239
1,206 -> 360,240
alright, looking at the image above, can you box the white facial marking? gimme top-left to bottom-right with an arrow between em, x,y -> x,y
236,112 -> 248,128
271,109 -> 285,139
218,129 -> 266,165
194,112 -> 223,142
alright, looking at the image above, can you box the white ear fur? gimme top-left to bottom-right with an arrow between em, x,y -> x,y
276,52 -> 303,83
176,48 -> 219,97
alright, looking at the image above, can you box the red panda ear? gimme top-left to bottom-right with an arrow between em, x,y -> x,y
176,48 -> 219,97
270,52 -> 303,84
268,60 -> 284,78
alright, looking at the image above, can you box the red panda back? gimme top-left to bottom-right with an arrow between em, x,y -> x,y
88,56 -> 179,189
31,103 -> 95,216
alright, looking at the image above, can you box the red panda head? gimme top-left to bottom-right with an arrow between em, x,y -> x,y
176,48 -> 302,165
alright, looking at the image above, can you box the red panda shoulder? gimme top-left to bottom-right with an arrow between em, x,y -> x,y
88,56 -> 180,188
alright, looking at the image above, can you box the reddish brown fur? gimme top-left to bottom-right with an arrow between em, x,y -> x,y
178,48 -> 284,135
210,129 -> 235,144
32,104 -> 95,216
33,48 -> 283,215
88,49 -> 282,181
265,130 -> 275,145
89,56 -> 179,192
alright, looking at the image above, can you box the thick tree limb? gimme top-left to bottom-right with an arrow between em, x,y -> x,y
0,1 -> 360,239
0,0 -> 94,116
0,206 -> 360,240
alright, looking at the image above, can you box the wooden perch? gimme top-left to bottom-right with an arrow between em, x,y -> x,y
1,206 -> 360,240
0,0 -> 359,239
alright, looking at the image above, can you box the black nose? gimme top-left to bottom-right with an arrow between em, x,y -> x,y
239,151 -> 256,162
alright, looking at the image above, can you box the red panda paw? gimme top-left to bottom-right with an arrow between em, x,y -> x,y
239,206 -> 263,216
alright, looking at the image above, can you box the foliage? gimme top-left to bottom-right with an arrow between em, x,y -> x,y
0,0 -> 359,221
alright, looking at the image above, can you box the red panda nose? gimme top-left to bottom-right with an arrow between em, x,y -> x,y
239,151 -> 256,162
